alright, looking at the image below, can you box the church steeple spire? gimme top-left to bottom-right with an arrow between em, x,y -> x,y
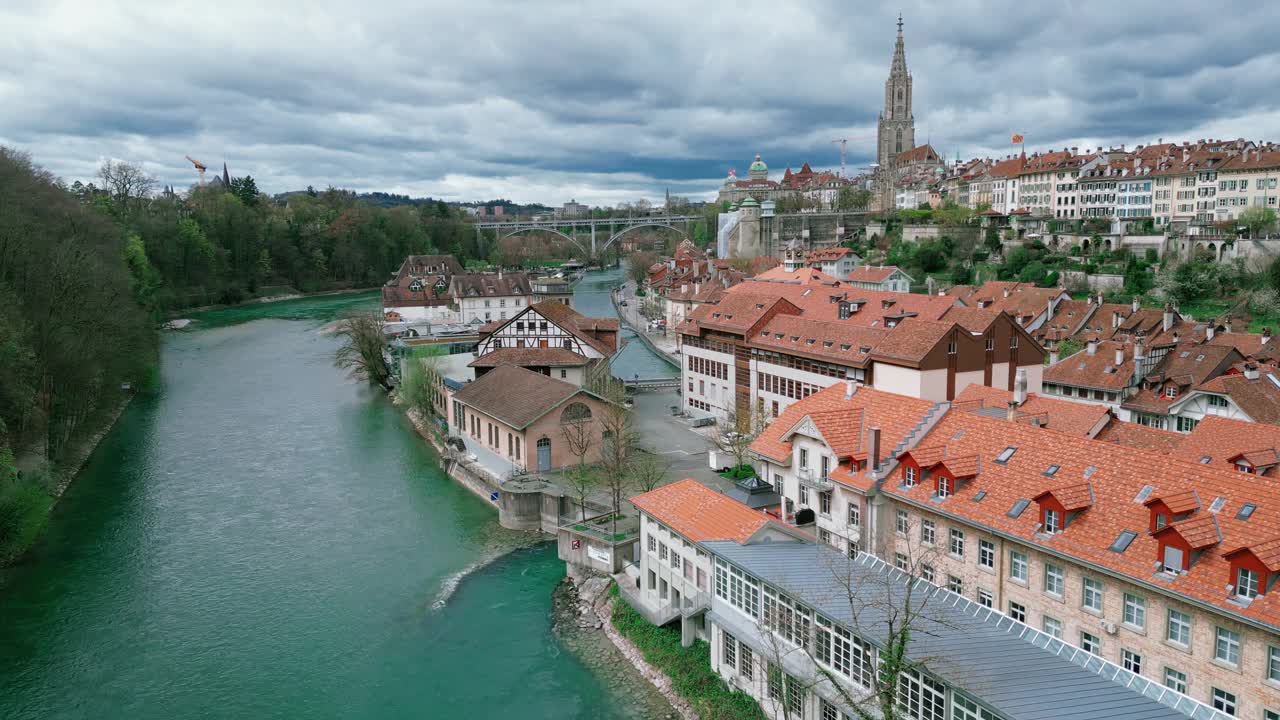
877,13 -> 916,167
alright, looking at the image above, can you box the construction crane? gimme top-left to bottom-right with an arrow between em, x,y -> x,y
185,155 -> 207,185
831,138 -> 848,178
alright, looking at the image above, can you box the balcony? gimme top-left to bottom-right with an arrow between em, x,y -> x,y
797,467 -> 833,491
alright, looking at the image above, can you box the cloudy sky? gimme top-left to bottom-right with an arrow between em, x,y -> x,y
3,1 -> 1279,206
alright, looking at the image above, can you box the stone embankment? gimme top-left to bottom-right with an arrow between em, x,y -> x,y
555,574 -> 696,720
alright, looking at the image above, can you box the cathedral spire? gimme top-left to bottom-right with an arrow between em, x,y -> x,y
891,13 -> 908,76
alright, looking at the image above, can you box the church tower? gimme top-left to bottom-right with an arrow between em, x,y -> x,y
876,15 -> 915,168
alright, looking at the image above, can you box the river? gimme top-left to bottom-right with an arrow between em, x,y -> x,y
0,292 -> 660,720
571,266 -> 677,381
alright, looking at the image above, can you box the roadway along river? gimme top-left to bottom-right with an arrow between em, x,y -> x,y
0,294 -> 653,720
572,266 -> 678,382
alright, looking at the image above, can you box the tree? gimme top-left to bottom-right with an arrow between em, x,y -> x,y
560,405 -> 596,471
628,451 -> 670,494
398,347 -> 444,420
564,463 -> 599,523
97,159 -> 155,212
837,187 -> 873,211
712,406 -> 769,476
332,311 -> 390,388
1158,260 -> 1219,304
627,250 -> 660,286
230,175 -> 260,208
1240,206 -> 1278,238
597,384 -> 639,534
754,515 -> 953,720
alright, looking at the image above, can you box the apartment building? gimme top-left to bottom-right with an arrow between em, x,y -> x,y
449,271 -> 532,324
843,265 -> 913,293
677,275 -> 1046,421
628,479 -> 1236,720
804,247 -> 864,281
989,156 -> 1025,213
1217,147 -> 1280,223
881,409 -> 1280,719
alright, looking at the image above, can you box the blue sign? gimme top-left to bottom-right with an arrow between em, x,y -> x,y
489,491 -> 499,503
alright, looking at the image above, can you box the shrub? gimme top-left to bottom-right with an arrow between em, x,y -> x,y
610,586 -> 766,720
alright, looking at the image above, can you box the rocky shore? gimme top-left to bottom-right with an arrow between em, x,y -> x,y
553,575 -> 697,720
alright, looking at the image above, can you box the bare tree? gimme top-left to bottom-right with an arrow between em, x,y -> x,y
333,311 -> 390,388
628,451 -> 670,494
711,405 -> 769,476
597,384 -> 639,534
560,406 -> 596,470
97,159 -> 155,212
751,515 -> 952,720
564,463 -> 598,522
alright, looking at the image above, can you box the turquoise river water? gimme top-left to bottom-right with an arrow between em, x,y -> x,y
0,292 -> 650,719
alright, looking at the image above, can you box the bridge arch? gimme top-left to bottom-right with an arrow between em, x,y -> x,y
498,226 -> 588,255
599,222 -> 689,254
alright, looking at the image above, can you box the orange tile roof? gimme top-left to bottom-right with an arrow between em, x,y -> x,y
1044,341 -> 1135,390
752,266 -> 840,284
1157,514 -> 1221,549
1036,483 -> 1094,511
1092,420 -> 1184,452
749,384 -> 934,485
952,384 -> 1111,437
1184,373 -> 1280,424
630,479 -> 771,543
1148,489 -> 1201,515
845,265 -> 907,284
723,278 -> 956,326
1172,415 -> 1280,468
883,409 -> 1280,630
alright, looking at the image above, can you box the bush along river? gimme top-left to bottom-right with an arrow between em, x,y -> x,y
0,293 -> 672,719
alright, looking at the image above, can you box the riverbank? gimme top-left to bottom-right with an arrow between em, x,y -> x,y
169,285 -> 379,319
2,392 -> 136,566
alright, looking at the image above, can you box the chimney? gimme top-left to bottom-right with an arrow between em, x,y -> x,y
694,282 -> 700,294
1007,400 -> 1019,422
1113,311 -> 1122,329
1206,324 -> 1215,341
1003,287 -> 1011,298
1087,339 -> 1098,355
1014,368 -> 1028,405
869,427 -> 882,473
1115,347 -> 1125,367
1245,363 -> 1261,380
1163,303 -> 1175,333
1264,327 -> 1273,344
1131,296 -> 1140,313
845,371 -> 858,400
1049,348 -> 1060,365
681,283 -> 688,294
1224,315 -> 1233,333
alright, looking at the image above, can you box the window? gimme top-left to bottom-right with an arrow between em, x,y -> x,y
671,550 -> 680,570
659,542 -> 668,561
1082,577 -> 1104,612
896,509 -> 909,535
948,575 -> 963,594
1009,550 -> 1028,582
1044,563 -> 1064,596
786,675 -> 805,717
977,588 -> 993,607
1269,645 -> 1280,683
740,645 -> 753,680
722,631 -> 737,669
895,552 -> 909,571
1237,567 -> 1260,599
1044,508 -> 1061,533
978,539 -> 995,568
1215,627 -> 1241,666
799,448 -> 809,469
767,663 -> 783,702
921,564 -> 934,584
904,465 -> 918,486
1043,616 -> 1062,639
1080,631 -> 1101,655
647,534 -> 656,553
819,491 -> 832,516
920,519 -> 935,545
1123,593 -> 1146,629
847,503 -> 860,528
1122,649 -> 1142,674
949,528 -> 965,558
896,668 -> 946,720
953,694 -> 1001,720
1166,609 -> 1192,647
1211,688 -> 1237,716
1008,601 -> 1026,623
820,700 -> 842,720
1163,667 -> 1187,694
937,475 -> 952,498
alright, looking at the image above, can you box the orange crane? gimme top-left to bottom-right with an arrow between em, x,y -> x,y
185,155 -> 207,185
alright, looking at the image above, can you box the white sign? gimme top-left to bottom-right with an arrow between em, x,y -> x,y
587,545 -> 610,564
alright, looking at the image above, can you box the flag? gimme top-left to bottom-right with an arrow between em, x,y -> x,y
1011,133 -> 1025,144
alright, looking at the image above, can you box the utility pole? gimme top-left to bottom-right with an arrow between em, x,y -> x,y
831,138 -> 848,178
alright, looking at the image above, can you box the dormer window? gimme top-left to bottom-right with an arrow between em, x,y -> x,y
1165,386 -> 1178,399
1237,462 -> 1254,474
1154,512 -> 1166,530
938,476 -> 952,498
1044,509 -> 1062,533
1236,567 -> 1260,599
904,466 -> 918,486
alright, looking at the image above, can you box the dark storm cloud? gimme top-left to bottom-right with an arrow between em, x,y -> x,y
1,0 -> 1278,205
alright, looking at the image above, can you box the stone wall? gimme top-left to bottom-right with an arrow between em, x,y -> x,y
1060,271 -> 1125,291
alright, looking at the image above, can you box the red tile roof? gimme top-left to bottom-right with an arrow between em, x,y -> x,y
845,265 -> 908,284
630,479 -> 771,543
752,266 -> 840,284
1044,341 -> 1135,390
469,347 -> 588,368
883,409 -> 1280,630
1172,415 -> 1280,469
1092,421 -> 1184,453
951,384 -> 1111,437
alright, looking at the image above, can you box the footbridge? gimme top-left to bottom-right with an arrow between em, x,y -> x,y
473,215 -> 700,256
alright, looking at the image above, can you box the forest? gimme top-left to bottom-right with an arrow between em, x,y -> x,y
0,147 -> 487,557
